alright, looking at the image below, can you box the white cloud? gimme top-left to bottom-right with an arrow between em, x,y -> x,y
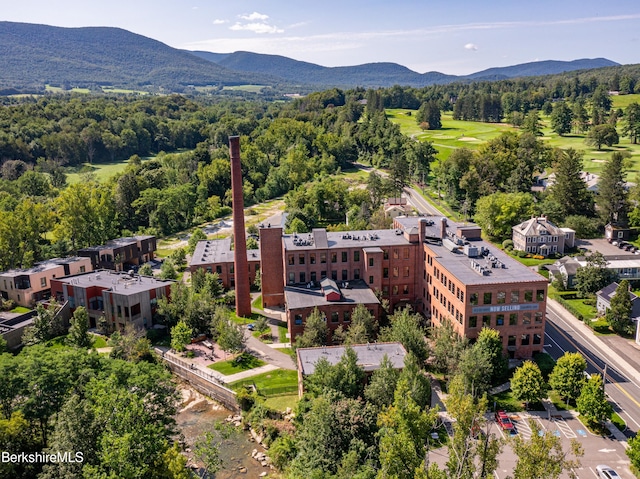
229,22 -> 283,34
213,19 -> 227,25
239,12 -> 269,21
465,43 -> 478,51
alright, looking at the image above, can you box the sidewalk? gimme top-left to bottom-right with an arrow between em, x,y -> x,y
547,299 -> 640,382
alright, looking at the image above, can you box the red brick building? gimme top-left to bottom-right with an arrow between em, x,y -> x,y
189,238 -> 261,290
259,215 -> 547,359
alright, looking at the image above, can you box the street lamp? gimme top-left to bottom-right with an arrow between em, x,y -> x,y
633,317 -> 640,345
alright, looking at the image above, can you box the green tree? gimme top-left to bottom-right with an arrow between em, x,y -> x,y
586,124 -> 619,150
522,110 -> 543,136
606,280 -> 635,335
622,102 -> 640,144
193,425 -> 232,478
67,306 -> 91,349
548,352 -> 587,404
576,373 -> 612,428
170,320 -> 192,353
507,420 -> 583,479
574,251 -> 616,298
475,327 -> 509,385
416,101 -> 442,130
187,228 -> 207,255
546,148 -> 594,219
550,102 -> 573,136
21,301 -> 62,346
159,259 -> 178,280
378,306 -> 429,364
138,262 -> 154,276
377,378 -> 438,479
398,352 -> 431,409
511,361 -> 546,408
216,320 -> 245,354
364,354 -> 400,410
294,307 -> 328,349
474,192 -> 535,239
431,318 -> 468,376
627,434 -> 640,474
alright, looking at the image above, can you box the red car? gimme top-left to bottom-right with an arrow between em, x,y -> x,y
495,411 -> 515,433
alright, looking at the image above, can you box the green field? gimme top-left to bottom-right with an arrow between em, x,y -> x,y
101,87 -> 149,95
221,85 -> 266,93
208,353 -> 266,375
611,93 -> 640,109
230,368 -> 298,396
388,106 -> 640,178
65,159 -> 137,184
44,84 -> 90,94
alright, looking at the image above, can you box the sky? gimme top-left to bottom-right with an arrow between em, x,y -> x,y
2,0 -> 639,75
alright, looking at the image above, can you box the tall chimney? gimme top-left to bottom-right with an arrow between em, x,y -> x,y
440,217 -> 447,239
229,136 -> 251,317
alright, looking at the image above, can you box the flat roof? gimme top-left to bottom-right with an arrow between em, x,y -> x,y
55,270 -> 173,295
0,257 -> 89,277
285,279 -> 380,310
79,235 -> 154,252
283,228 -> 411,251
396,216 -> 546,286
190,239 -> 261,267
297,342 -> 407,375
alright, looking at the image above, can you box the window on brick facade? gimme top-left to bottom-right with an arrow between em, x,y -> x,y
321,270 -> 327,278
533,334 -> 542,345
392,285 -> 398,295
230,265 -> 234,274
524,290 -> 533,302
535,312 -> 543,324
331,312 -> 339,323
482,315 -> 491,326
510,291 -> 519,303
497,291 -> 506,304
288,272 -> 295,283
393,267 -> 399,277
288,255 -> 294,265
523,312 -> 531,324
509,313 -> 518,326
483,292 -> 492,304
521,334 -> 530,345
383,268 -> 389,278
310,254 -> 316,264
343,311 -> 350,322
294,314 -> 303,325
331,253 -> 337,263
496,314 -> 504,326
508,335 -> 516,346
342,270 -> 348,280
404,266 -> 410,277
403,248 -> 409,259
320,253 -> 326,264
403,285 -> 409,294
393,249 -> 399,259
536,289 -> 545,301
369,276 -> 374,284
300,272 -> 306,283
469,316 -> 477,328
331,271 -> 337,280
342,252 -> 348,262
382,285 -> 389,296
369,257 -> 374,267
299,254 -> 305,265
470,293 -> 478,305
354,251 -> 360,262
383,249 -> 389,260
311,272 -> 317,282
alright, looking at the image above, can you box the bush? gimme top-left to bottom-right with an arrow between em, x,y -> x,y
502,239 -> 514,250
516,250 -> 527,258
236,387 -> 257,412
533,352 -> 556,380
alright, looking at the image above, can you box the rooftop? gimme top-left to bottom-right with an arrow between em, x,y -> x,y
285,279 -> 380,310
79,235 -> 154,252
55,270 -> 173,295
397,216 -> 546,286
513,217 -> 563,236
1,257 -> 89,277
297,342 -> 407,375
190,239 -> 261,267
282,227 -> 412,251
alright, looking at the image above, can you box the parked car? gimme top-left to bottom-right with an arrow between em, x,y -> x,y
495,411 -> 515,433
596,465 -> 621,479
247,323 -> 255,331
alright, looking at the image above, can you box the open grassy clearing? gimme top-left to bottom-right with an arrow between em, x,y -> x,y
101,87 -> 149,95
388,107 -> 640,178
264,394 -> 299,411
221,85 -> 266,93
44,85 -> 90,94
229,368 -> 298,395
611,93 -> 640,109
208,352 -> 266,375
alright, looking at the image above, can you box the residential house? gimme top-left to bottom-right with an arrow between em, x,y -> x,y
0,257 -> 92,308
78,236 -> 156,271
596,282 -> 640,319
50,270 -> 172,331
512,217 -> 575,256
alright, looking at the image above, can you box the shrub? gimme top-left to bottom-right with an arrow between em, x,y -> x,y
502,240 -> 514,250
236,387 -> 257,412
516,250 -> 527,258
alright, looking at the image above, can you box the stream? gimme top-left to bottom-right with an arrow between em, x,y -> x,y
175,386 -> 270,478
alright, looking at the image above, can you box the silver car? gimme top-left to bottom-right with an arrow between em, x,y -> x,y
596,465 -> 621,479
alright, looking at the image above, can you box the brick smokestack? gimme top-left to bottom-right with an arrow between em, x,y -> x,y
229,136 -> 251,317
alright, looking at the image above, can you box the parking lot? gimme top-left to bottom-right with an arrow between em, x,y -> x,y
429,411 -> 633,478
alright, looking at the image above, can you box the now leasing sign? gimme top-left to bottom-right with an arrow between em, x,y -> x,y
471,303 -> 540,314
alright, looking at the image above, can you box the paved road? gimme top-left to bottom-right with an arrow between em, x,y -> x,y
545,301 -> 640,437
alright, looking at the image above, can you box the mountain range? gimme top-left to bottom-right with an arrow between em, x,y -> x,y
0,21 -> 622,93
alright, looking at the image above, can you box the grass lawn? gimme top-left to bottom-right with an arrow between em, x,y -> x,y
229,311 -> 265,325
387,107 -> 640,179
90,335 -> 108,349
251,295 -> 263,309
44,335 -> 70,350
549,286 -> 598,321
488,390 -> 525,413
509,255 -> 556,268
611,411 -> 626,431
547,390 -> 571,411
264,394 -> 299,412
9,306 -> 31,314
230,368 -> 298,396
277,324 -> 289,343
208,353 -> 266,375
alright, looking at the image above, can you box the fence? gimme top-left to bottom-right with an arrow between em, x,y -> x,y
157,349 -> 240,413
